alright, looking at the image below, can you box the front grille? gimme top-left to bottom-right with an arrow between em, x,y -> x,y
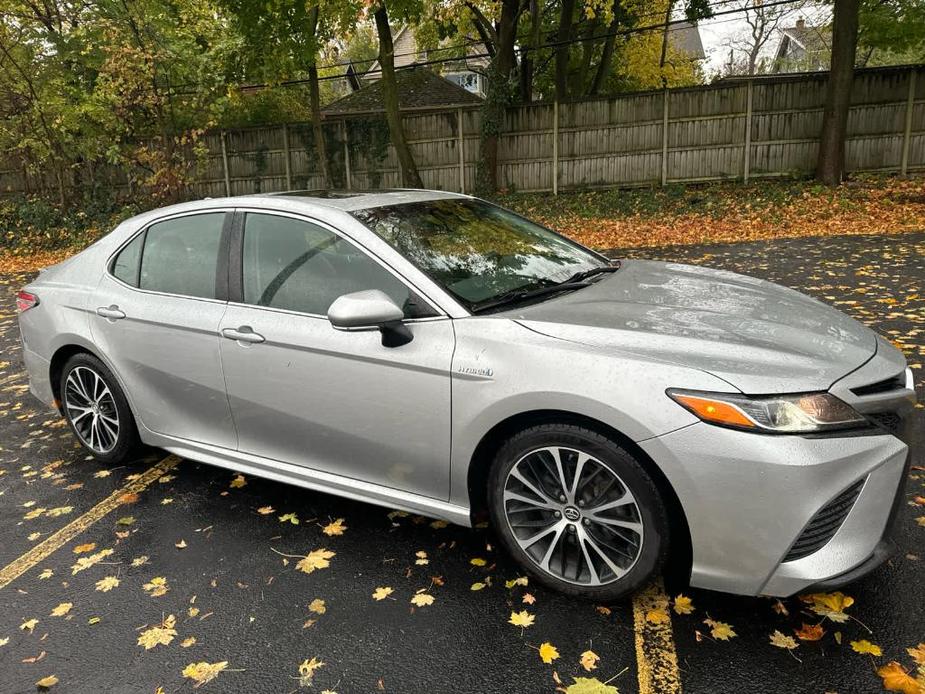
784,479 -> 865,562
851,372 -> 907,396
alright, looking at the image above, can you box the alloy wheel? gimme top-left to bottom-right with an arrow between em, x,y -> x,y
502,446 -> 644,586
64,366 -> 120,454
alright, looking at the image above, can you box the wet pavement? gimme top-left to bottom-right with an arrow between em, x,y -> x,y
0,230 -> 922,694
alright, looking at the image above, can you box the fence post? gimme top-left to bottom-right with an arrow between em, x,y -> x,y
661,89 -> 670,186
342,121 -> 352,191
552,101 -> 559,196
220,130 -> 231,197
457,108 -> 465,194
743,81 -> 754,182
901,70 -> 917,176
282,124 -> 292,191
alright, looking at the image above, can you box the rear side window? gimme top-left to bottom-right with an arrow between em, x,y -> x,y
139,213 -> 225,299
111,232 -> 144,286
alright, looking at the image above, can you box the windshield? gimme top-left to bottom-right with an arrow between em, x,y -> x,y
352,199 -> 607,310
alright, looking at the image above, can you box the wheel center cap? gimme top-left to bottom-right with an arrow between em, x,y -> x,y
563,506 -> 581,522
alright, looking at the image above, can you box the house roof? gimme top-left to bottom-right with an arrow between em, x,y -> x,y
778,22 -> 831,55
322,68 -> 483,115
667,21 -> 705,59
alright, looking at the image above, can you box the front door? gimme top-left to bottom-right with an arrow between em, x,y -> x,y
90,211 -> 237,449
218,211 -> 454,500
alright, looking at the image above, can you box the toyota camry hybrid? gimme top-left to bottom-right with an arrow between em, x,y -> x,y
17,190 -> 917,601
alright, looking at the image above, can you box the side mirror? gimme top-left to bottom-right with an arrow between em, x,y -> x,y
327,290 -> 413,347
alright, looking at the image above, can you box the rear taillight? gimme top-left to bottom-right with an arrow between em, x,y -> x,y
16,290 -> 39,312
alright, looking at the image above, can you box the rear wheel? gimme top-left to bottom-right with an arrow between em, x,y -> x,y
488,423 -> 669,601
60,353 -> 139,464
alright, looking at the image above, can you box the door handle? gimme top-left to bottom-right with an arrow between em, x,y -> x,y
221,326 -> 265,344
96,305 -> 126,320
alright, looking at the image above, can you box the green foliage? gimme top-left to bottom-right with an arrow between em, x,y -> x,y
860,0 -> 925,61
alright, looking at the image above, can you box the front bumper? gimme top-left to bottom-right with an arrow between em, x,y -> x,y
640,422 -> 909,597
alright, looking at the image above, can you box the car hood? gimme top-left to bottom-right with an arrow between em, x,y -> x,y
507,259 -> 877,393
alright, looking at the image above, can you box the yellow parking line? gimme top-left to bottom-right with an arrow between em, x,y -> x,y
633,579 -> 682,694
0,454 -> 180,590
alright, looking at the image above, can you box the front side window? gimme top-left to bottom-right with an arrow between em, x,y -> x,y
139,213 -> 225,299
242,213 -> 431,318
352,199 -> 606,310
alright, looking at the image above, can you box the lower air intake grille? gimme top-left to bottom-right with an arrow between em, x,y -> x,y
784,479 -> 865,562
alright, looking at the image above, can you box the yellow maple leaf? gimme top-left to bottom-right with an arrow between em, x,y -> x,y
278,512 -> 299,525
256,506 -> 275,515
20,618 -> 38,633
410,592 -> 435,607
181,636 -> 197,647
38,569 -> 53,580
143,576 -> 169,597
563,677 -> 618,694
509,610 -> 535,628
296,549 -> 335,574
470,557 -> 487,567
769,630 -> 798,650
505,576 -> 528,588
298,657 -> 324,686
182,661 -> 228,688
321,518 -> 347,536
308,599 -> 326,614
522,593 -> 536,605
646,608 -> 671,625
907,644 -> 925,666
801,591 -> 854,623
73,543 -> 96,554
704,618 -> 736,641
538,641 -> 559,664
850,639 -> 882,656
470,582 -> 486,591
673,594 -> 694,615
580,650 -> 600,671
229,474 -> 246,488
877,661 -> 921,694
46,506 -> 73,518
24,507 -> 46,520
0,637 -> 8,647
95,576 -> 120,592
71,548 -> 114,575
35,675 -> 58,689
137,615 -> 177,650
372,586 -> 393,601
414,550 -> 429,565
50,602 -> 72,617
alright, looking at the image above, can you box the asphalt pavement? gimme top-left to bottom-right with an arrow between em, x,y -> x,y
0,230 -> 922,694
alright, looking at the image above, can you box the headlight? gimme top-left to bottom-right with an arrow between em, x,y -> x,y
667,389 -> 867,433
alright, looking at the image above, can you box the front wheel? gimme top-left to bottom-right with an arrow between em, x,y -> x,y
60,353 -> 139,464
488,424 -> 670,602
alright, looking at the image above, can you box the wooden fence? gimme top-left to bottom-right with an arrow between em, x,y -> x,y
2,64 -> 923,199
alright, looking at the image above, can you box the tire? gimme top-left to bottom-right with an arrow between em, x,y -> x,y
488,423 -> 670,602
60,353 -> 139,464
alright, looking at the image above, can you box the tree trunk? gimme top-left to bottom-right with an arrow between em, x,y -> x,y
519,0 -> 542,102
554,0 -> 576,101
374,4 -> 423,188
576,17 -> 600,97
308,64 -> 330,189
477,0 -> 519,193
816,0 -> 859,186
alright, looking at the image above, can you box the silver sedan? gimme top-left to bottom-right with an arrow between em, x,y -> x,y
17,190 -> 916,600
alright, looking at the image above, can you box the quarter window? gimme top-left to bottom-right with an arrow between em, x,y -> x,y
242,213 -> 431,318
111,232 -> 144,287
139,213 -> 225,299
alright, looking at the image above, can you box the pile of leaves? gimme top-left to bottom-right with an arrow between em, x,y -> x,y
498,174 -> 925,251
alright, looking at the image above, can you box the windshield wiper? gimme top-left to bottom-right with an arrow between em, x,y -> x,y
562,262 -> 621,284
471,282 -> 592,314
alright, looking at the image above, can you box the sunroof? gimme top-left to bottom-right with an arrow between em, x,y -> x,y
269,190 -> 363,199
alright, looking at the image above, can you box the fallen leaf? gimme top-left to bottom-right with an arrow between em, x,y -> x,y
229,474 -> 246,488
321,518 -> 347,536
38,569 -> 53,580
579,650 -> 600,671
72,543 -> 96,554
851,639 -> 882,656
0,637 -> 8,647
95,576 -> 120,592
372,587 -> 393,601
563,676 -> 618,694
131,556 -> 149,567
646,608 -> 670,625
256,506 -> 275,515
794,623 -> 824,641
308,599 -> 326,615
278,512 -> 299,525
538,641 -> 559,664
182,661 -> 228,688
116,516 -> 135,526
414,550 -> 429,565
137,615 -> 177,650
505,577 -> 528,588
143,576 -> 169,597
296,549 -> 335,574
704,618 -> 736,641
410,592 -> 435,607
175,540 -> 187,549
470,557 -> 487,567
298,657 -> 324,686
907,643 -> 925,665
877,661 -> 921,694
181,636 -> 196,647
470,582 -> 486,591
802,592 -> 854,623
509,610 -> 535,628
522,593 -> 536,605
673,595 -> 694,615
769,630 -> 798,650
50,602 -> 72,617
20,618 -> 38,633
35,675 -> 58,689
71,548 -> 113,575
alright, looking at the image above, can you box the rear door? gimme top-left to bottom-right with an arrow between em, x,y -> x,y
90,210 -> 237,448
218,210 -> 454,499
